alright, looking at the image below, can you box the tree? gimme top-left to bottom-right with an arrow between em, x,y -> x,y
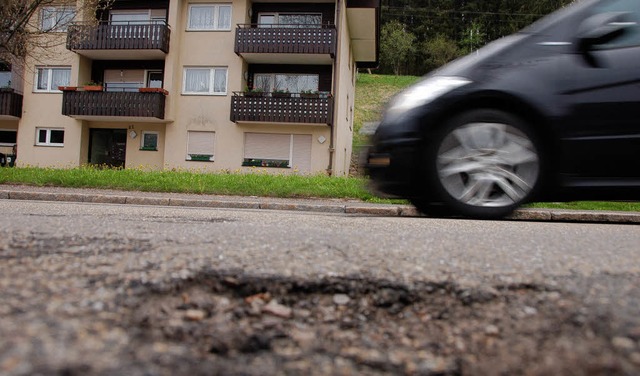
460,20 -> 486,53
421,34 -> 463,73
0,0 -> 112,63
380,20 -> 416,75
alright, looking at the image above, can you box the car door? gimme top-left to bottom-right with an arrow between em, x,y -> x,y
559,0 -> 640,180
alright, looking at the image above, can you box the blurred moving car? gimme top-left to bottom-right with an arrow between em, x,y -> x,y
365,0 -> 640,219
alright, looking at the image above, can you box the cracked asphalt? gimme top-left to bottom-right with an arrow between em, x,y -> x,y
1,191 -> 640,375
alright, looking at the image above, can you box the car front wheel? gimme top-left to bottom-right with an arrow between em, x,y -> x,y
418,110 -> 542,219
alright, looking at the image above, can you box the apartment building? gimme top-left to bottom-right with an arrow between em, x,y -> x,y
4,0 -> 379,175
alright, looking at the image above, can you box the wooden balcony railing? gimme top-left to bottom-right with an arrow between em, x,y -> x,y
0,90 -> 23,118
235,24 -> 336,56
67,21 -> 170,52
231,93 -> 333,125
62,91 -> 166,119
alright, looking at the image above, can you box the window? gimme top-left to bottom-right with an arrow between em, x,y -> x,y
591,0 -> 640,49
147,71 -> 164,88
187,131 -> 215,161
41,7 -> 76,32
183,67 -> 227,95
0,130 -> 17,146
188,4 -> 232,31
0,63 -> 10,88
243,133 -> 311,171
258,13 -> 322,28
35,67 -> 71,92
140,131 -> 159,151
36,128 -> 64,147
253,74 -> 319,94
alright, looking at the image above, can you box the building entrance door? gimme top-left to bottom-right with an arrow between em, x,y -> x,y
89,129 -> 127,168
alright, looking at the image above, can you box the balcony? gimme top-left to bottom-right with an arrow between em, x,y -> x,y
231,93 -> 333,125
235,24 -> 336,64
62,90 -> 166,122
66,21 -> 170,60
0,90 -> 23,119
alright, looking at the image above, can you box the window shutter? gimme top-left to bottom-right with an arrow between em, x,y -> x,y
187,131 -> 215,155
244,133 -> 290,160
292,135 -> 312,173
151,9 -> 167,19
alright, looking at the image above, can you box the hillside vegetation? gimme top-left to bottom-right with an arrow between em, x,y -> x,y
353,74 -> 421,147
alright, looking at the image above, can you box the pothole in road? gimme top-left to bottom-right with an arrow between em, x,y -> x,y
126,271 -> 638,376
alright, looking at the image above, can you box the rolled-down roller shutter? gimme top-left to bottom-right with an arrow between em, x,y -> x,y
244,133 -> 312,172
291,134 -> 311,173
187,131 -> 215,160
244,133 -> 290,161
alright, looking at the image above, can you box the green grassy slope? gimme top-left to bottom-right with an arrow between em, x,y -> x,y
353,74 -> 421,147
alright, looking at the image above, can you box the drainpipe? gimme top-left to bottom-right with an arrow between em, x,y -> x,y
328,0 -> 341,176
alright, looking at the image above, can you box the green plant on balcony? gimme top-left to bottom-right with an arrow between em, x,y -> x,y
244,86 -> 265,97
271,89 -> 291,98
300,89 -> 319,99
83,81 -> 103,91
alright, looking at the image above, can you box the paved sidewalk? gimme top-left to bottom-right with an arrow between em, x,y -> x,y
1,184 -> 639,223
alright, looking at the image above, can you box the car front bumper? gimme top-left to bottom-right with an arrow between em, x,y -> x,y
363,133 -> 422,198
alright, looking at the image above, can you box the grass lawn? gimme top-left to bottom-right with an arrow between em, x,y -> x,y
0,166 -> 402,204
1,166 -> 640,212
354,73 -> 421,147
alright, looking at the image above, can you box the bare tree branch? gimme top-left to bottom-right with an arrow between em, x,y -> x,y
0,0 -> 113,63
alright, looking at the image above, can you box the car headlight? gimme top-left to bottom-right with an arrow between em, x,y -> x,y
386,76 -> 472,117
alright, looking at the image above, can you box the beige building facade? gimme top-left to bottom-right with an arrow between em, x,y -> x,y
1,0 -> 379,175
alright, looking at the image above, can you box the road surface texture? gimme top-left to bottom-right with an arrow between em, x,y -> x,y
1,199 -> 640,375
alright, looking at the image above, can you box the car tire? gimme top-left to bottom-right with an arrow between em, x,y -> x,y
420,109 -> 543,219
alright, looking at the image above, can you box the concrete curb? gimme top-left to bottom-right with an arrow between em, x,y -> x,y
1,189 -> 640,223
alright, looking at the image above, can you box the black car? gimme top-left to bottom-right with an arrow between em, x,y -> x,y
365,0 -> 640,219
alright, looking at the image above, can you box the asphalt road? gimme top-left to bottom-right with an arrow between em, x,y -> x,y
1,200 -> 640,375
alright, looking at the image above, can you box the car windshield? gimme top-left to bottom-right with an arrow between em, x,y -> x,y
521,0 -> 597,34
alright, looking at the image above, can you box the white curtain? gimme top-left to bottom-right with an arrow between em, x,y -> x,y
279,14 -> 321,28
217,6 -> 231,30
51,69 -> 71,89
272,74 -> 319,93
37,68 -> 49,90
189,6 -> 214,30
213,69 -> 227,93
185,69 -> 210,93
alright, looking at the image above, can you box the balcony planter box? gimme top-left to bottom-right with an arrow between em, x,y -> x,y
83,85 -> 103,92
139,87 -> 168,95
272,92 -> 291,98
58,86 -> 77,92
300,93 -> 319,99
244,91 -> 265,97
0,87 -> 15,93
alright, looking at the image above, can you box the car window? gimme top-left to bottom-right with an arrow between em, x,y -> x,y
591,0 -> 640,49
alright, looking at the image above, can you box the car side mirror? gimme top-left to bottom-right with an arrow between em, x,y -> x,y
576,12 -> 634,67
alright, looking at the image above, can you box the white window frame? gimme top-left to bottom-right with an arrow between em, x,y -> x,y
187,4 -> 232,31
186,131 -> 215,161
182,67 -> 228,95
0,129 -> 17,147
140,131 -> 159,151
41,6 -> 76,32
34,67 -> 71,93
35,128 -> 65,147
